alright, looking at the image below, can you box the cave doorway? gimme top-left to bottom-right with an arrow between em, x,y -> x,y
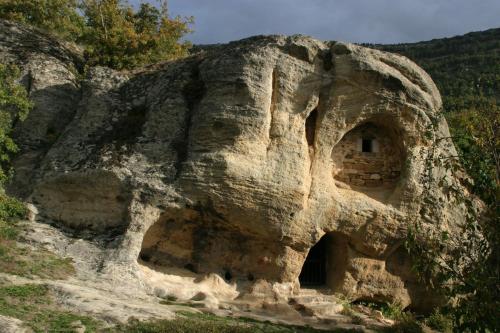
299,234 -> 328,286
298,232 -> 349,290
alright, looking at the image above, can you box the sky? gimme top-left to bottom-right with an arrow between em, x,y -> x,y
133,0 -> 499,45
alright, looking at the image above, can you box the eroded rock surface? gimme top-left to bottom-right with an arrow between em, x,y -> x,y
2,19 -> 467,313
0,315 -> 31,333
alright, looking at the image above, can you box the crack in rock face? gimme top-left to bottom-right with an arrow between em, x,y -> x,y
4,20 -> 468,312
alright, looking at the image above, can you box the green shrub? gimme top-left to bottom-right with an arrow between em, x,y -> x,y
0,193 -> 26,220
378,302 -> 404,321
0,63 -> 32,184
0,193 -> 26,247
426,309 -> 454,333
0,194 -> 25,242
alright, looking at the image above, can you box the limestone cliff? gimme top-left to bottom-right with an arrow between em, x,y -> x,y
2,19 -> 467,313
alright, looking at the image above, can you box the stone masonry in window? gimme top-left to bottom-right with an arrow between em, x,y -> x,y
332,122 -> 404,188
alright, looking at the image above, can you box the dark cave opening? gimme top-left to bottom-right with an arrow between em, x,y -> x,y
299,232 -> 348,290
299,234 -> 327,286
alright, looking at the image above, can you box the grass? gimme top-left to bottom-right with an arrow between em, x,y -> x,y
0,195 -> 97,332
110,311 -> 363,333
0,239 -> 75,279
0,283 -> 102,333
0,195 -> 88,331
0,288 -> 364,333
0,196 -> 75,279
0,194 -> 434,333
381,317 -> 422,333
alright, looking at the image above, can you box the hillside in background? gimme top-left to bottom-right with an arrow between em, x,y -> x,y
375,31 -> 499,332
373,28 -> 500,111
368,28 -> 499,204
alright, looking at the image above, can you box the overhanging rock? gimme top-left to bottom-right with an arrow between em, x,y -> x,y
3,19 -> 467,311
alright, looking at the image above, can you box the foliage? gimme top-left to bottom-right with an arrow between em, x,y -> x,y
446,97 -> 499,204
354,301 -> 423,333
404,121 -> 499,332
369,28 -> 500,333
0,0 -> 84,40
0,193 -> 25,242
0,63 -> 32,184
80,0 -> 192,69
0,192 -> 26,219
426,309 -> 454,333
379,302 -> 405,321
0,0 -> 193,69
373,28 -> 500,107
374,29 -> 499,205
0,283 -> 101,332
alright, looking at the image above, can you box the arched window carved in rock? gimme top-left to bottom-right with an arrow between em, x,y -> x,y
332,122 -> 404,189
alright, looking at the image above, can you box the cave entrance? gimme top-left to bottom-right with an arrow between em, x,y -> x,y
299,234 -> 327,286
299,232 -> 348,290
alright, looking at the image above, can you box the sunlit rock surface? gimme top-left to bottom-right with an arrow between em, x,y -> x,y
2,19 -> 467,313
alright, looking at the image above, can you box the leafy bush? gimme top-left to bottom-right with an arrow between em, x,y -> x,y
426,309 -> 454,333
0,193 -> 26,220
0,63 -> 29,250
0,193 -> 26,243
447,97 -> 499,204
0,63 -> 32,184
404,106 -> 499,332
357,302 -> 423,333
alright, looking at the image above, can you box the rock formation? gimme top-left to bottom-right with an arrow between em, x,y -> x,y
2,19 -> 467,313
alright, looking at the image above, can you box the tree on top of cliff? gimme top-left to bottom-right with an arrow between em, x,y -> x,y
0,0 -> 193,69
80,0 -> 192,69
0,0 -> 84,41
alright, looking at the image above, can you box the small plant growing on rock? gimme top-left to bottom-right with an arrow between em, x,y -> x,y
426,308 -> 454,333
